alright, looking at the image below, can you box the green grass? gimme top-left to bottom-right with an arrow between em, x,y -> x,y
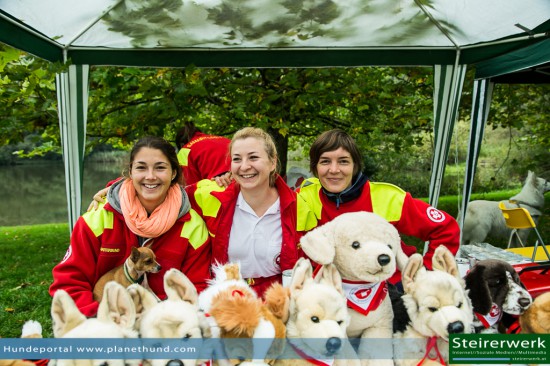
0,223 -> 69,338
1,192 -> 549,338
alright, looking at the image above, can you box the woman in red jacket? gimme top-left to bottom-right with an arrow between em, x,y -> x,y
50,136 -> 211,316
296,129 -> 460,280
186,127 -> 304,297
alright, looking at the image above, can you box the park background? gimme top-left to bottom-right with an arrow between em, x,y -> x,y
0,44 -> 549,337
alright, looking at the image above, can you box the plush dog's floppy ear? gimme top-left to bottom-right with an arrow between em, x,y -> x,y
401,254 -> 424,294
264,283 -> 291,324
464,264 -> 492,314
299,223 -> 335,265
97,281 -> 136,330
289,258 -> 313,293
431,245 -> 460,280
50,290 -> 87,338
315,264 -> 344,296
164,268 -> 199,305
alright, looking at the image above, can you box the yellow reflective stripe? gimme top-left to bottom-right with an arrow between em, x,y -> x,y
296,178 -> 323,231
370,182 -> 406,222
177,148 -> 191,167
82,204 -> 114,237
193,179 -> 225,217
181,209 -> 209,250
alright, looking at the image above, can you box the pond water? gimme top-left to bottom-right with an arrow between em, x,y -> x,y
0,162 -> 123,227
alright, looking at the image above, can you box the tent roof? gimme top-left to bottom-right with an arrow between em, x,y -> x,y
1,0 -> 549,68
475,38 -> 550,83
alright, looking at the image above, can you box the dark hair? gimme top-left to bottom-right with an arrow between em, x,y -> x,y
309,129 -> 363,177
175,122 -> 201,148
126,136 -> 183,186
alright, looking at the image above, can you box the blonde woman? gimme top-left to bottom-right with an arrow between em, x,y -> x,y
186,127 -> 303,297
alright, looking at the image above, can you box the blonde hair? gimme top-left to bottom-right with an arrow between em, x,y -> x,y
230,127 -> 279,186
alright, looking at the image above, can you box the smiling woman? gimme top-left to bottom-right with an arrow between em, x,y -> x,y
49,136 -> 212,317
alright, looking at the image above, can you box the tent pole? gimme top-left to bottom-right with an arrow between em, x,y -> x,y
56,64 -> 90,231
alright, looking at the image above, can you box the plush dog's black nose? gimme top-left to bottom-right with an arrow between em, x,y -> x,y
447,321 -> 465,334
518,297 -> 531,308
378,254 -> 391,266
166,360 -> 183,366
326,337 -> 342,354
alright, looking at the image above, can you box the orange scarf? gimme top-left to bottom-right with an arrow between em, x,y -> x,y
119,179 -> 182,238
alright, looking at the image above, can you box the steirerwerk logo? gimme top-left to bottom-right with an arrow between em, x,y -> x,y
450,334 -> 549,364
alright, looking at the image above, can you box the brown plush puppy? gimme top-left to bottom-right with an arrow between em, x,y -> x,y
519,291 -> 550,334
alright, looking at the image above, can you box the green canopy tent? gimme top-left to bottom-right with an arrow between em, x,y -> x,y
459,38 -> 550,231
0,0 -> 549,231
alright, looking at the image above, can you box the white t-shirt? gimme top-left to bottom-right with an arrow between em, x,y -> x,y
227,192 -> 282,278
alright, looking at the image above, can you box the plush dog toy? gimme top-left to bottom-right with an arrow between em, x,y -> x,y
519,291 -> 550,334
274,258 -> 359,366
0,320 -> 43,366
49,281 -> 139,366
464,259 -> 532,333
299,211 -> 408,366
204,263 -> 288,366
393,245 -> 473,366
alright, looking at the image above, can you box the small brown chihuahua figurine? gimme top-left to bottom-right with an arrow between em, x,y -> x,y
93,242 -> 161,302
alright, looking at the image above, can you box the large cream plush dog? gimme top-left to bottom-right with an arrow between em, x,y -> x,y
393,246 -> 473,366
300,211 -> 408,366
127,268 -> 209,366
49,282 -> 139,366
274,258 -> 359,366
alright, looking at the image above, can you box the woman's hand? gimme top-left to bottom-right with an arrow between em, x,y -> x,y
213,171 -> 233,188
87,187 -> 109,212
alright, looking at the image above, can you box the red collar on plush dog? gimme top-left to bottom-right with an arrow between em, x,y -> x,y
289,341 -> 335,366
417,336 -> 446,366
474,303 -> 503,328
341,280 -> 388,316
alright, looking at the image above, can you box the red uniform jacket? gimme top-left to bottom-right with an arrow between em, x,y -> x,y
178,132 -> 231,185
298,178 -> 460,278
49,204 -> 211,317
186,175 -> 303,297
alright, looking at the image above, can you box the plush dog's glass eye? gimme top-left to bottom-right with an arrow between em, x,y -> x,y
351,241 -> 360,249
337,320 -> 344,325
388,245 -> 392,249
458,302 -> 463,308
311,316 -> 320,323
428,307 -> 437,312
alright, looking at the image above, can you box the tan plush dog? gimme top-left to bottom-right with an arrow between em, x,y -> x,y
274,258 -> 359,366
299,211 -> 408,366
393,246 -> 473,366
93,241 -> 161,302
127,268 -> 209,366
519,291 -> 550,334
49,281 -> 139,366
0,320 -> 43,366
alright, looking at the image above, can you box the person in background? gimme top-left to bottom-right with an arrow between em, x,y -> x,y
296,129 -> 460,283
51,136 -> 211,316
176,122 -> 231,185
186,127 -> 304,297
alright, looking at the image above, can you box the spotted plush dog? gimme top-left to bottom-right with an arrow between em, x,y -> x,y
464,259 -> 532,333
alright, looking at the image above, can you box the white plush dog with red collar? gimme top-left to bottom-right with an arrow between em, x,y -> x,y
299,211 -> 409,366
392,246 -> 473,366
